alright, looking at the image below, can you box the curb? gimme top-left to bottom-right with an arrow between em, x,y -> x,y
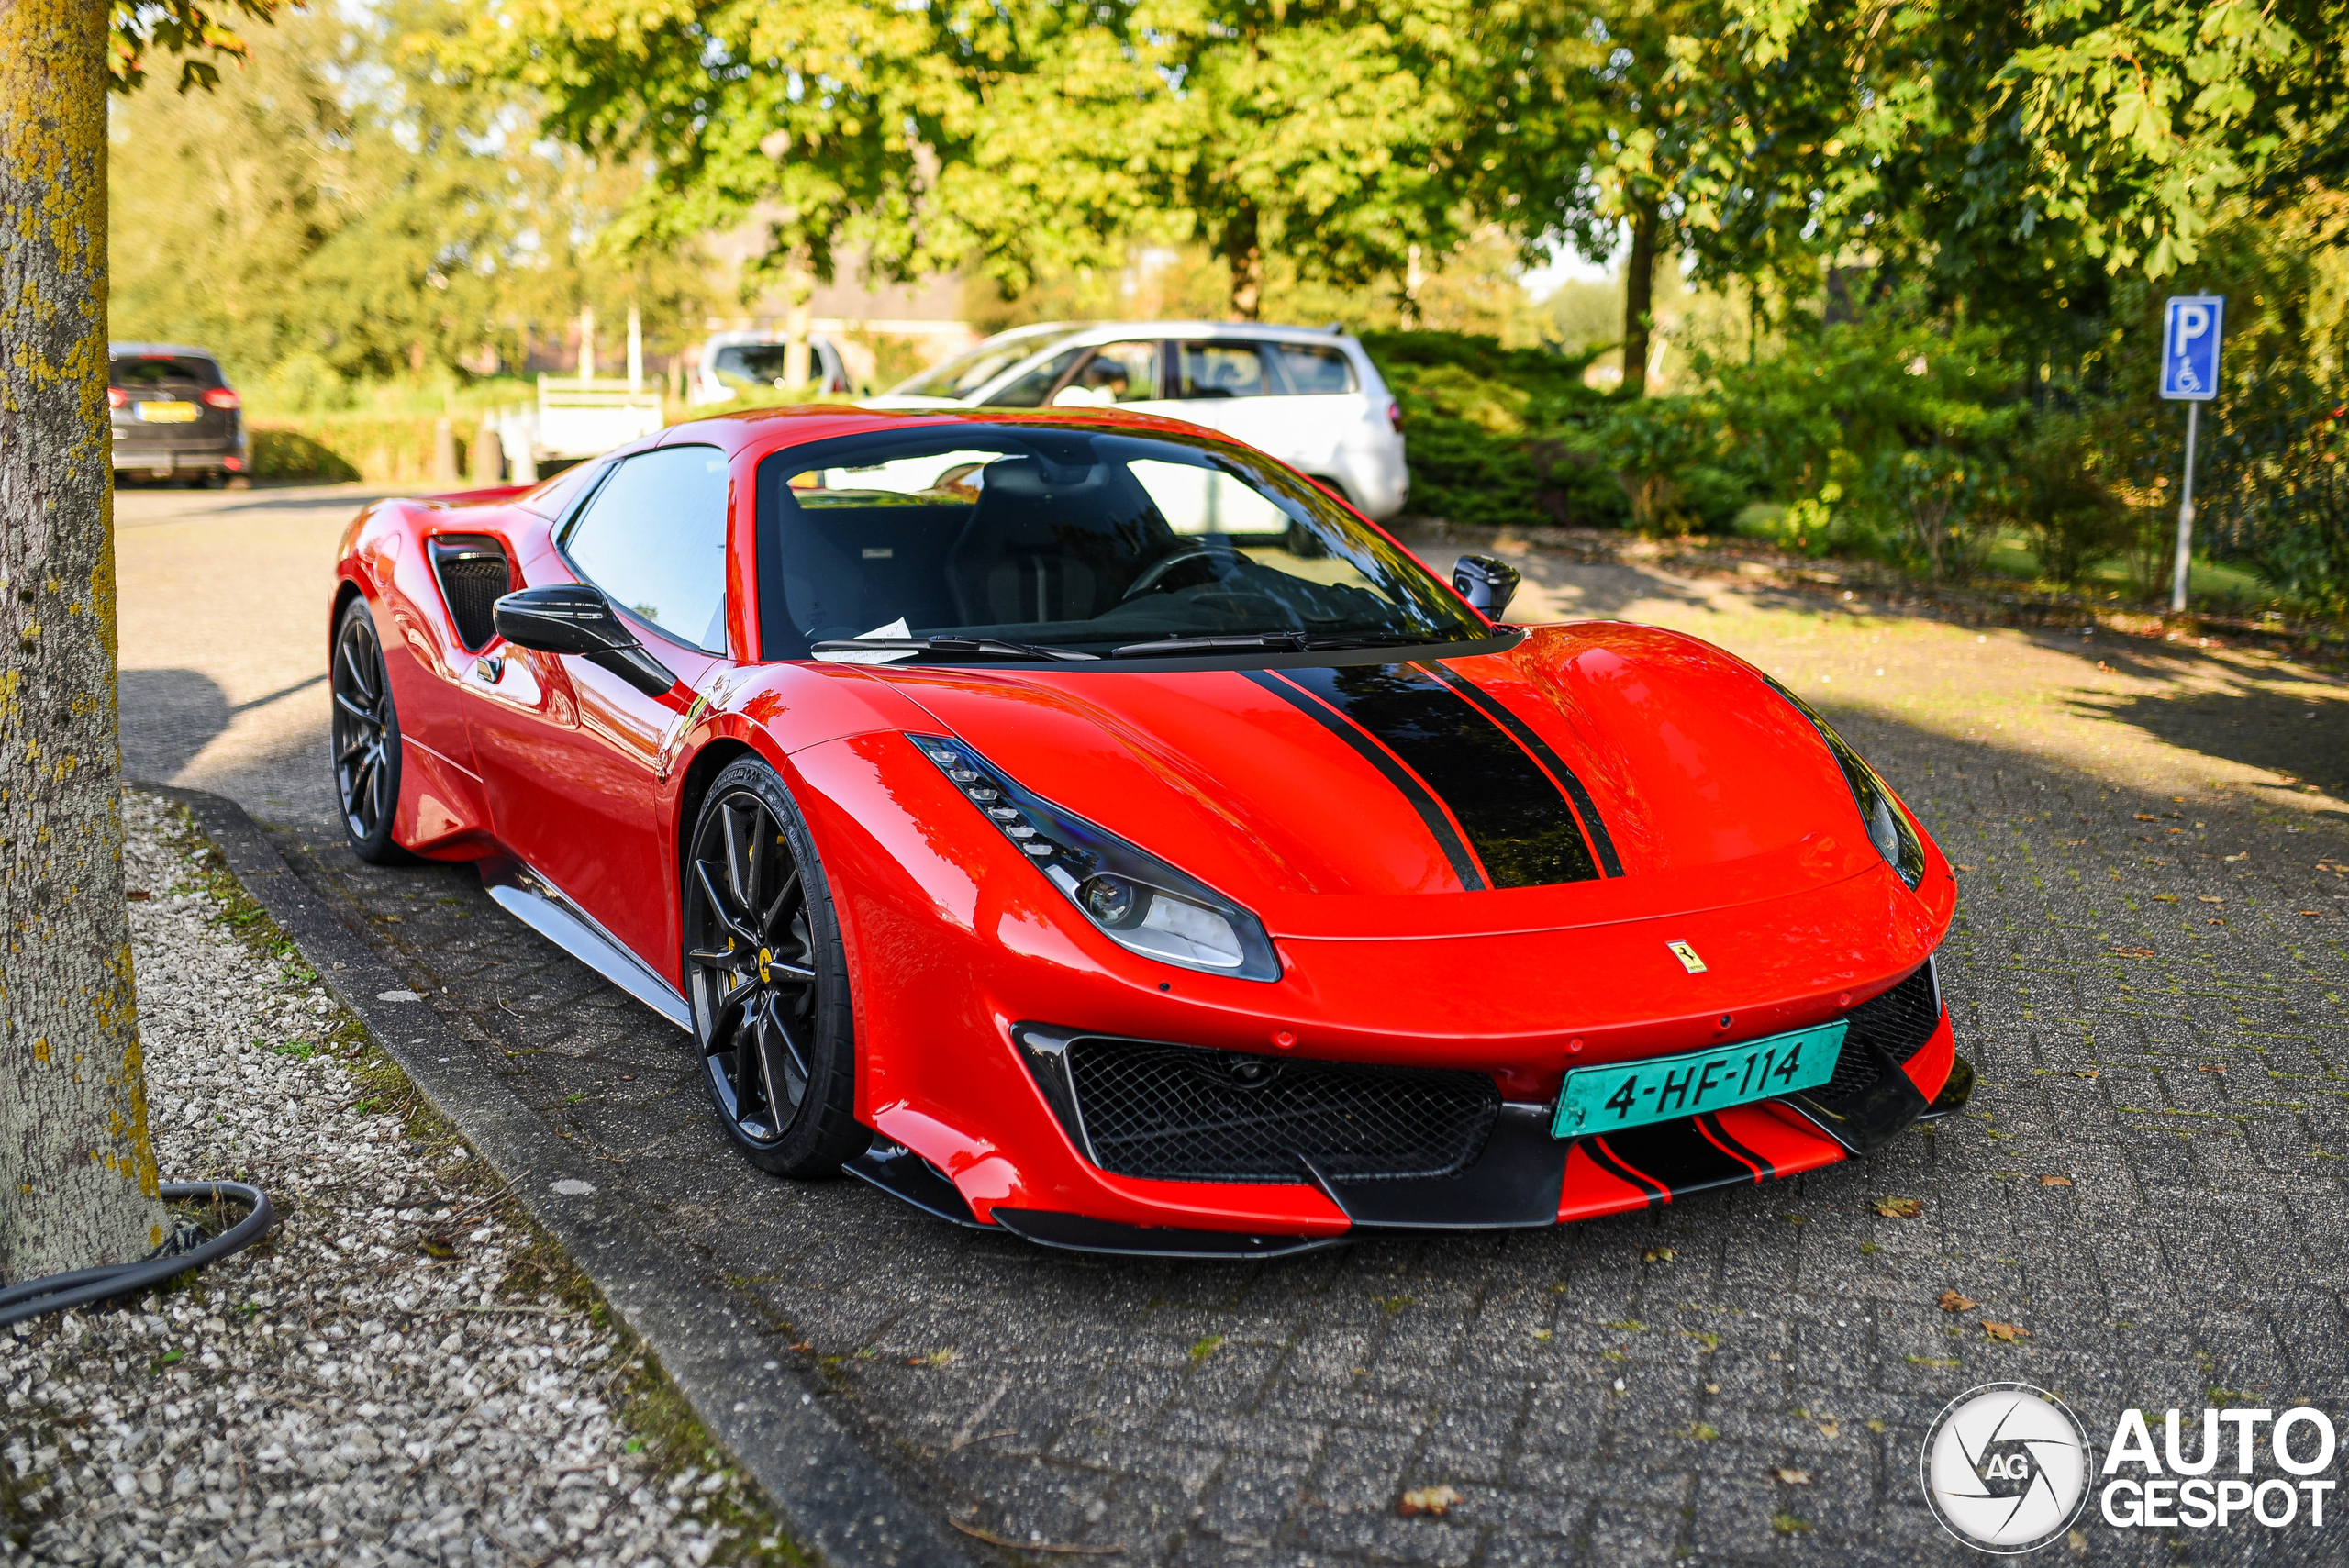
151,784 -> 983,1568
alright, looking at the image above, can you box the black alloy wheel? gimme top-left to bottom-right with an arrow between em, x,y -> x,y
330,598 -> 417,864
684,756 -> 867,1176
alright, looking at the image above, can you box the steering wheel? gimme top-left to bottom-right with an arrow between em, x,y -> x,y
1119,544 -> 1220,601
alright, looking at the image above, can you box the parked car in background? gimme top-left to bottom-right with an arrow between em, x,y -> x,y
689,330 -> 853,405
864,322 -> 1410,519
109,343 -> 249,486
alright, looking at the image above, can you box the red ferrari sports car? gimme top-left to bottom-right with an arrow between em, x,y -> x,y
330,406 -> 1968,1257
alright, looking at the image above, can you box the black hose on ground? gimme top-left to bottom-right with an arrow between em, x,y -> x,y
0,1182 -> 276,1329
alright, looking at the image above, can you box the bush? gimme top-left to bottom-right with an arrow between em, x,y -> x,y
1360,331 -> 1630,530
249,414 -> 490,484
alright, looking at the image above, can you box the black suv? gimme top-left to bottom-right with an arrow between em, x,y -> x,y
110,343 -> 250,486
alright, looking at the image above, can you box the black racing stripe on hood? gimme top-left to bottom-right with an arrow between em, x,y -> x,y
1275,663 -> 1601,888
1239,669 -> 1486,890
1419,662 -> 1624,877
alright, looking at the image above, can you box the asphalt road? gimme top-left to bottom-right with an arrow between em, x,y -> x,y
116,492 -> 2349,1563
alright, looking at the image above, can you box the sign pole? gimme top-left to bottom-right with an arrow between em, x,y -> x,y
2171,400 -> 2199,614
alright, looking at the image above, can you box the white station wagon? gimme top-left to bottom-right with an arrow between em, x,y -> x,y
863,321 -> 1410,520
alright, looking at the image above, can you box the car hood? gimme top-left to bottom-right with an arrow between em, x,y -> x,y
844,623 -> 1939,940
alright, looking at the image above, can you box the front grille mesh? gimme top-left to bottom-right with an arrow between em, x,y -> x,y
433,541 -> 512,651
1819,963 -> 1943,1103
1064,1039 -> 1499,1185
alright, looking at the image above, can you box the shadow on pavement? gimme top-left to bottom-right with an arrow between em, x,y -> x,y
2076,683 -> 2349,805
120,666 -> 228,780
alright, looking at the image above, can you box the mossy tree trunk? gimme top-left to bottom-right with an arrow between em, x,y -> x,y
0,0 -> 168,1284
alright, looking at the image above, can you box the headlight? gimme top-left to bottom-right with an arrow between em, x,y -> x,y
1763,679 -> 1927,889
910,734 -> 1283,981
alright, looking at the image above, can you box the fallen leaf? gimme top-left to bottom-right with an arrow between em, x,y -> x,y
418,1235 -> 457,1260
1954,863 -> 1976,873
1938,1291 -> 1976,1312
1816,1420 -> 1841,1440
1771,1513 -> 1813,1535
2063,838 -> 2087,845
1642,1247 -> 1675,1264
2224,852 -> 2249,862
2072,1069 -> 2100,1079
790,1340 -> 812,1352
1398,1485 -> 1462,1518
2300,911 -> 2325,918
947,1518 -> 1122,1556
2153,894 -> 2179,903
2110,947 -> 2155,959
126,889 -> 152,901
2209,918 -> 2226,927
2134,814 -> 2159,821
2199,1063 -> 2226,1073
1874,1196 -> 1923,1219
2040,1175 -> 2072,1187
1982,1320 -> 2031,1343
1773,1467 -> 1812,1485
2198,895 -> 2225,905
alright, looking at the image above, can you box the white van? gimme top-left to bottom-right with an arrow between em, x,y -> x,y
864,321 -> 1409,520
690,330 -> 853,404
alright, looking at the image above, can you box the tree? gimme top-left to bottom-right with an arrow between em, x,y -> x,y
473,0 -> 1531,329
0,0 -> 278,1285
110,0 -> 706,393
1002,0 -> 1523,319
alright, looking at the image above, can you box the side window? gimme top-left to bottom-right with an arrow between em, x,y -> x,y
985,346 -> 1089,408
1175,341 -> 1275,399
560,445 -> 733,653
1053,341 -> 1162,406
1274,343 -> 1357,395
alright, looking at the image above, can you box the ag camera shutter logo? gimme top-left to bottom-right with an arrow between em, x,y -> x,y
1920,1383 -> 2093,1553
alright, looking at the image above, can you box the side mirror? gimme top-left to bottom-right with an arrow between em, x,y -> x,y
1453,554 -> 1521,621
492,584 -> 678,697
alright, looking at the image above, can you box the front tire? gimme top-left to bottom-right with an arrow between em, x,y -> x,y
330,597 -> 418,864
683,756 -> 868,1176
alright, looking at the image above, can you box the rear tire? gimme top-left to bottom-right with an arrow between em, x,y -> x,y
331,597 -> 420,865
683,756 -> 868,1176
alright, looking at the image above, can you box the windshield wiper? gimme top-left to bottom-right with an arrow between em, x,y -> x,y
809,637 -> 1100,662
1107,632 -> 1441,658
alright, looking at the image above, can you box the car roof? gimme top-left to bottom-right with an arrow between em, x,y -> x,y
109,342 -> 222,360
1001,319 -> 1358,345
659,403 -> 1242,459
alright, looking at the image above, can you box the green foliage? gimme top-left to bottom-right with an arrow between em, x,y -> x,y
110,0 -> 286,95
109,1 -> 702,390
1362,333 -> 1630,531
1586,395 -> 1740,535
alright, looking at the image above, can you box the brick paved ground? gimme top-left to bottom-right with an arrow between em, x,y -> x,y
124,521 -> 2349,1564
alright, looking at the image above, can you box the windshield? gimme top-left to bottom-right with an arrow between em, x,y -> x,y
752,423 -> 1487,661
886,328 -> 1091,402
111,354 -> 224,389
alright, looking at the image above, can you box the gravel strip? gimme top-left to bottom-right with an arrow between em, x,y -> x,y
2,793 -> 789,1568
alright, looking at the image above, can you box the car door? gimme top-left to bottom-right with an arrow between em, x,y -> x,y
464,443 -> 735,976
1135,339 -> 1365,487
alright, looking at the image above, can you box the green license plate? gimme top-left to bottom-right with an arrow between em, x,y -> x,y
1552,1020 -> 1848,1139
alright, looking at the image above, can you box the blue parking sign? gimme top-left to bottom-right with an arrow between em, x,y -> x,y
2160,295 -> 2224,400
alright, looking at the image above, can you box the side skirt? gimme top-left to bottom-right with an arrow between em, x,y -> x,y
476,856 -> 693,1032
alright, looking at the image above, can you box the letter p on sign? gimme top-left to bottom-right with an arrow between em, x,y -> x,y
2162,295 -> 2225,401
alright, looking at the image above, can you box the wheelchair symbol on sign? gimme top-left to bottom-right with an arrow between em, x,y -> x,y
2161,295 -> 2224,403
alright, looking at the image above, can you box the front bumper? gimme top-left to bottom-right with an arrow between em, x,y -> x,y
844,975 -> 1963,1257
